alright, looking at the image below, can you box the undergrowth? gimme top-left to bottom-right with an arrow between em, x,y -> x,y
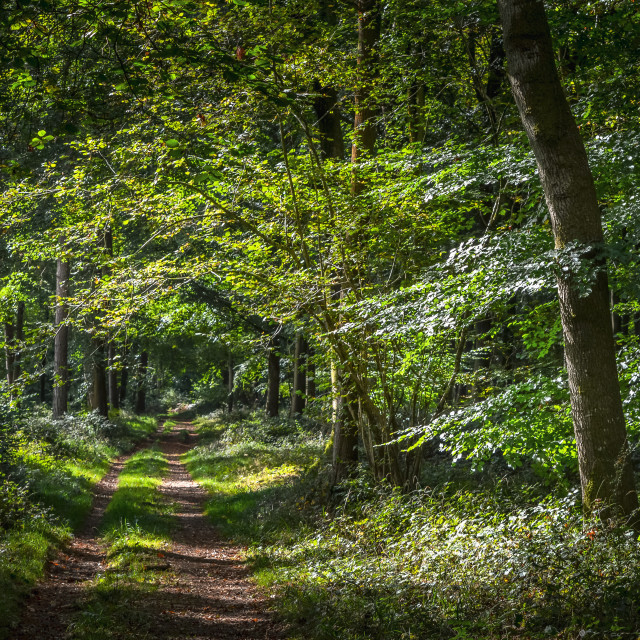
187,410 -> 640,640
184,410 -> 324,542
0,411 -> 157,639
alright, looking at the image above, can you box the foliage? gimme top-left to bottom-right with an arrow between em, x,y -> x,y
191,414 -> 640,640
0,412 -> 156,639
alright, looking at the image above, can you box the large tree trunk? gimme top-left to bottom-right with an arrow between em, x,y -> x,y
290,332 -> 307,417
498,0 -> 638,519
53,258 -> 70,419
135,350 -> 148,414
266,338 -> 280,418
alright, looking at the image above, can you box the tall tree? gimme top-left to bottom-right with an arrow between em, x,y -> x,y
52,258 -> 70,419
266,335 -> 280,418
135,350 -> 148,414
498,0 -> 638,519
290,331 -> 307,417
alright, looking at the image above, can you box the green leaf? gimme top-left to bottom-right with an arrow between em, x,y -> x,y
165,139 -> 180,148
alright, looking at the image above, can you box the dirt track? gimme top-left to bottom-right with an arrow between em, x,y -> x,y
13,421 -> 282,640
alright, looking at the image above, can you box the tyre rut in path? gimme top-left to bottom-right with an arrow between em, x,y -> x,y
144,421 -> 282,640
13,422 -> 283,640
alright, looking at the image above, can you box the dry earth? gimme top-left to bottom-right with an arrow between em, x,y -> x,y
12,421 -> 283,640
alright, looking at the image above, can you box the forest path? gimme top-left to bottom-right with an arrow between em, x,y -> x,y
141,420 -> 281,639
12,437 -> 147,640
13,420 -> 282,640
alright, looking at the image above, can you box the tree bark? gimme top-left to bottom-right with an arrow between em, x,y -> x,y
227,350 -> 234,413
120,345 -> 129,406
14,301 -> 24,383
4,320 -> 14,387
306,343 -> 316,402
40,352 -> 47,403
351,0 -> 379,195
313,84 -> 345,160
104,228 -> 119,410
135,350 -> 148,414
332,378 -> 359,484
498,0 -> 638,519
108,340 -> 119,410
290,332 -> 307,417
266,338 -> 280,418
90,340 -> 108,417
53,258 -> 70,419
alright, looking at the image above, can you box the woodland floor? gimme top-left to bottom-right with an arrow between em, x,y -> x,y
12,421 -> 283,640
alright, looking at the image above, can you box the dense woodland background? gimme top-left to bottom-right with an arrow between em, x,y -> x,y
2,0 -> 640,638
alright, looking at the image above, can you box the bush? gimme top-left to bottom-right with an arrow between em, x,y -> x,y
261,475 -> 640,639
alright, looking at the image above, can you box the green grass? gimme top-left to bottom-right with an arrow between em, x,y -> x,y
0,412 -> 158,640
101,444 -> 172,568
67,444 -> 174,639
184,411 -> 640,640
184,412 -> 323,543
162,419 -> 176,432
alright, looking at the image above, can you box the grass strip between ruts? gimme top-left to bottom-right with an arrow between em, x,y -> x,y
66,442 -> 175,639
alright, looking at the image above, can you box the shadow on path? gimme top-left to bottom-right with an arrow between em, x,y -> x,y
12,422 -> 283,640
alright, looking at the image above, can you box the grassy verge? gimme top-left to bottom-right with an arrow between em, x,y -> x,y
184,411 -> 324,544
0,411 -> 157,639
67,443 -> 174,639
185,411 -> 640,640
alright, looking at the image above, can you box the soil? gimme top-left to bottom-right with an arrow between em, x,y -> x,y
11,421 -> 284,640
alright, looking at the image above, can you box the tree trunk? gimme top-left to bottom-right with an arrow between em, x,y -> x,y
53,258 -> 70,419
313,85 -> 345,160
328,0 -> 380,482
227,351 -> 234,413
350,0 -> 379,195
120,346 -> 129,406
332,379 -> 359,484
408,81 -> 425,144
40,352 -> 47,403
306,343 -> 316,402
108,341 -> 119,410
135,350 -> 148,414
498,0 -> 638,519
290,332 -> 307,417
4,320 -> 14,387
90,340 -> 108,417
266,338 -> 280,418
14,301 -> 24,383
103,228 -> 119,410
